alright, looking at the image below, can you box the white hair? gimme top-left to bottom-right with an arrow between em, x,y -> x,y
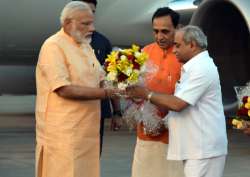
179,25 -> 208,49
60,1 -> 92,25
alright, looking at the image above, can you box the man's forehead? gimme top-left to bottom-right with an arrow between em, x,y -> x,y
153,26 -> 171,31
153,23 -> 174,32
73,10 -> 94,20
79,9 -> 92,15
173,32 -> 182,42
153,15 -> 174,25
175,31 -> 184,38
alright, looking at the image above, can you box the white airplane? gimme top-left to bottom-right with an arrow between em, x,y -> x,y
0,0 -> 249,116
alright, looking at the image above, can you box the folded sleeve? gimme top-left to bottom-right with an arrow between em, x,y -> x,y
175,69 -> 211,106
38,42 -> 71,91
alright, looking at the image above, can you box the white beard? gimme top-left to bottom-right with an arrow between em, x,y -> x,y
84,36 -> 92,44
70,24 -> 91,44
70,30 -> 84,44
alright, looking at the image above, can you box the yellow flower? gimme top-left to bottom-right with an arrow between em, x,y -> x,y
232,119 -> 244,129
132,44 -> 140,52
248,110 -> 250,117
117,58 -> 133,76
122,49 -> 133,56
106,51 -> 118,64
107,63 -> 117,73
135,52 -> 148,65
245,102 -> 250,109
128,70 -> 140,83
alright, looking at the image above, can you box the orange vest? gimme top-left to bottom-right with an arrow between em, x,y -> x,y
137,43 -> 181,144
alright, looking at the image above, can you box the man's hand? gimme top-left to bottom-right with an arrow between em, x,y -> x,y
126,85 -> 149,100
105,88 -> 126,98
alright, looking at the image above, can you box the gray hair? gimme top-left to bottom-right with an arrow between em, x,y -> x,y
179,25 -> 207,49
60,1 -> 92,25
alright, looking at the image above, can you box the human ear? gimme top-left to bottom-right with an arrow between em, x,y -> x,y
64,18 -> 72,26
189,41 -> 197,49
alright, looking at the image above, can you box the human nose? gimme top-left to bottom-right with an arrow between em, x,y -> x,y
173,46 -> 177,54
156,32 -> 164,40
89,23 -> 95,32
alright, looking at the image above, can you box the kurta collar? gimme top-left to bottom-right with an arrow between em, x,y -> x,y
182,50 -> 209,72
154,43 -> 174,55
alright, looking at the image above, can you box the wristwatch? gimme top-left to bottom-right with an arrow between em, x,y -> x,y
147,92 -> 154,101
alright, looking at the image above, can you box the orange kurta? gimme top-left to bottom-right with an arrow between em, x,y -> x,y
35,29 -> 102,177
137,43 -> 181,144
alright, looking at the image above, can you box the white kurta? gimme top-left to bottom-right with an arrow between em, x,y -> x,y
167,51 -> 228,160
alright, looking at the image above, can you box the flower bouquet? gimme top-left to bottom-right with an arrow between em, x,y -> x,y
103,45 -> 164,135
122,98 -> 166,136
103,44 -> 148,90
231,82 -> 250,129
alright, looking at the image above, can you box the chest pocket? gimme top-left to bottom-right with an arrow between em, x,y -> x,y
62,44 -> 101,87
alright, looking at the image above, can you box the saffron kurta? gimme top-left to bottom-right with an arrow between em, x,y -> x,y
132,43 -> 184,177
137,43 -> 181,143
35,29 -> 102,177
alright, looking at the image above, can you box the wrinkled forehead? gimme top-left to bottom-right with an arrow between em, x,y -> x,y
175,31 -> 184,38
174,31 -> 184,42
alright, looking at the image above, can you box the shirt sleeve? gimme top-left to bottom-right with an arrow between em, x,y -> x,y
175,68 -> 211,106
37,42 -> 71,91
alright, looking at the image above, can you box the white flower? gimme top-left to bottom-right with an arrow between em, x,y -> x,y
134,69 -> 140,74
134,51 -> 141,58
120,55 -> 127,61
140,64 -> 146,73
106,72 -> 117,81
124,67 -> 133,76
118,82 -> 128,90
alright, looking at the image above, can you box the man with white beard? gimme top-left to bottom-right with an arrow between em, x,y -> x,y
35,1 -> 120,177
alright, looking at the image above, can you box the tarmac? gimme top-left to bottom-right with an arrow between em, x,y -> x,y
0,95 -> 250,177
